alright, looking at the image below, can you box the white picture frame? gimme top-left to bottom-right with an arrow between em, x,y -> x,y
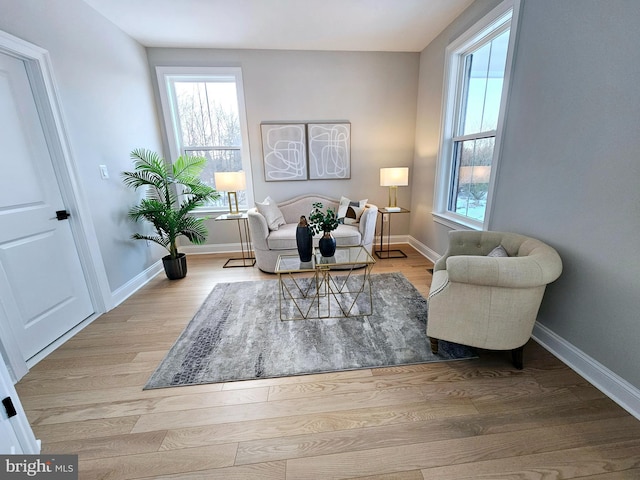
307,122 -> 351,180
261,123 -> 307,181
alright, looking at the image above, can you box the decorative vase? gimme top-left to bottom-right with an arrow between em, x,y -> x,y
318,231 -> 336,257
162,253 -> 187,280
295,216 -> 313,262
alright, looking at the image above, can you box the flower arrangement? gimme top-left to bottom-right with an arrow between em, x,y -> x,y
308,202 -> 339,235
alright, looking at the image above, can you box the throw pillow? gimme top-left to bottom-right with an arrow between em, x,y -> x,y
337,196 -> 368,225
487,245 -> 509,257
255,196 -> 286,231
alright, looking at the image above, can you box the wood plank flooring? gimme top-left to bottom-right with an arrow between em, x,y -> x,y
15,246 -> 640,479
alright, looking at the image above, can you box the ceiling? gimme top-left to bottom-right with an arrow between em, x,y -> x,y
81,0 -> 474,52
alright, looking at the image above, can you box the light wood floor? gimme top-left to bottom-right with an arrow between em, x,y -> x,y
16,246 -> 640,479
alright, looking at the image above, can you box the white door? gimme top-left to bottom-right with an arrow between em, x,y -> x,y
0,51 -> 94,362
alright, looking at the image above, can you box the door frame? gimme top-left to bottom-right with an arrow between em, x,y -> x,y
0,31 -> 110,381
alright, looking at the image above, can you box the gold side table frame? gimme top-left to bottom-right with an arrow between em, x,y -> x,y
214,213 -> 256,268
275,246 -> 376,321
375,207 -> 410,259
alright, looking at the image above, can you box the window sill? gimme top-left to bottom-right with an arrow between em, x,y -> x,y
432,212 -> 482,231
193,208 -> 249,216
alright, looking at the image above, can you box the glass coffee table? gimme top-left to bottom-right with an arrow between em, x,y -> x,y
275,246 -> 376,321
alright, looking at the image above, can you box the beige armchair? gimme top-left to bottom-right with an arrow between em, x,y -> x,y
427,230 -> 562,368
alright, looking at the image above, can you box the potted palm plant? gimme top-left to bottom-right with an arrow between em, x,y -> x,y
122,148 -> 220,279
308,202 -> 339,257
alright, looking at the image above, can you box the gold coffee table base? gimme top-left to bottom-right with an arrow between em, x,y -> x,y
275,247 -> 376,321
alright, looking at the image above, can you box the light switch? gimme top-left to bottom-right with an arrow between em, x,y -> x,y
99,164 -> 109,179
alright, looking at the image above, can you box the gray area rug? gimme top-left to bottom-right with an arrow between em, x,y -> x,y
144,272 -> 475,389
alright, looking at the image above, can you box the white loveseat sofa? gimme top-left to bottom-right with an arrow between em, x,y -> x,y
247,195 -> 378,273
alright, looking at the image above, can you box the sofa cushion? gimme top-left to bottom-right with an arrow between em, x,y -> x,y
256,196 -> 286,231
266,224 -> 299,250
337,196 -> 368,225
332,224 -> 363,245
266,224 -> 362,250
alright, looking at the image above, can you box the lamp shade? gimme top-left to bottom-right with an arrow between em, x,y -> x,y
380,167 -> 409,187
214,171 -> 246,191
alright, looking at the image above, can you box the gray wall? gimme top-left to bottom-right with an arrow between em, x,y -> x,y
0,0 -> 164,293
491,0 -> 640,388
413,0 -> 640,389
147,48 -> 419,245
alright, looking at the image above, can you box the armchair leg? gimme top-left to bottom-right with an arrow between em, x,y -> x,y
429,337 -> 439,354
511,346 -> 524,370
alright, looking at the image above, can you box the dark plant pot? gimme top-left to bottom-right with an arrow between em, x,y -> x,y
162,253 -> 187,280
296,225 -> 313,262
318,232 -> 336,257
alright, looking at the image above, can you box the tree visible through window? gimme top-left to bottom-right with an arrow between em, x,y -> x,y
157,68 -> 251,211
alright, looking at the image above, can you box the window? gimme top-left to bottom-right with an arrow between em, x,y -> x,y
433,0 -> 519,229
156,67 -> 252,211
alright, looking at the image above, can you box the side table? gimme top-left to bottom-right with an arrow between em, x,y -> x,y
214,213 -> 256,268
375,207 -> 410,259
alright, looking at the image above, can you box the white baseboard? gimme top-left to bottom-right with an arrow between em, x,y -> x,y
108,259 -> 163,310
532,322 -> 640,421
181,243 -> 244,255
407,235 -> 441,263
374,234 -> 410,248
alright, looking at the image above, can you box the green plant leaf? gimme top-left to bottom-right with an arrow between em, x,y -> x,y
179,216 -> 209,245
122,149 -> 220,258
308,202 -> 339,235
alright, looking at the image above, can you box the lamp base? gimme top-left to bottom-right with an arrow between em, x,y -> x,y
227,191 -> 240,215
385,207 -> 402,212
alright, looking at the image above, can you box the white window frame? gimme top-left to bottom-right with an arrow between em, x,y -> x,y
433,0 -> 520,230
156,66 -> 253,213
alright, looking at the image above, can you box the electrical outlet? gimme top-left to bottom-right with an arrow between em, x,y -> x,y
99,164 -> 109,179
146,240 -> 151,247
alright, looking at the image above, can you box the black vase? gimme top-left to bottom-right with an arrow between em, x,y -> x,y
296,225 -> 313,262
318,232 -> 336,257
162,253 -> 187,280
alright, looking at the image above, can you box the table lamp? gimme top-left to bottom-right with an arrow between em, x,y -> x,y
380,167 -> 409,211
214,171 -> 246,215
